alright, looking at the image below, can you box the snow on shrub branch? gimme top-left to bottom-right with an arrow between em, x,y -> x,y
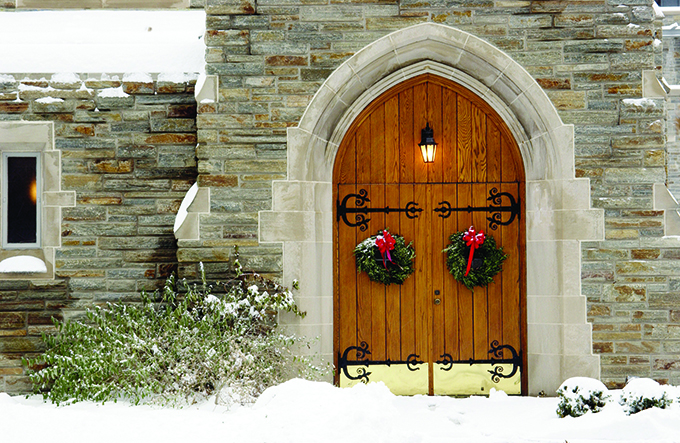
557,377 -> 679,418
23,249 -> 325,407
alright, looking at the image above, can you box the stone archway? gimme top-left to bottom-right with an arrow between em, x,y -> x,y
259,22 -> 603,395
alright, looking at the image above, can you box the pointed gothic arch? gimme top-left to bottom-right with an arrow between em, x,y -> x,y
259,22 -> 603,395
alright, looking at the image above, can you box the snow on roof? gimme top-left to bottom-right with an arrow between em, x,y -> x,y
0,10 -> 205,74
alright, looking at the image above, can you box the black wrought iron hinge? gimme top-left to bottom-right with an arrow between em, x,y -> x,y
338,341 -> 424,383
337,189 -> 422,231
436,341 -> 522,383
434,187 -> 520,230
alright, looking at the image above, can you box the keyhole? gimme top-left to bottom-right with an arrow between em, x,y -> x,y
434,290 -> 440,295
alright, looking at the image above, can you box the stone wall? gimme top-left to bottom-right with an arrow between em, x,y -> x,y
0,73 -> 198,393
193,0 -> 680,388
1,0 -> 678,394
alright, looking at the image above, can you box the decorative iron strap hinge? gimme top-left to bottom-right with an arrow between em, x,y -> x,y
337,189 -> 422,231
436,341 -> 522,383
434,187 -> 520,230
338,341 -> 424,384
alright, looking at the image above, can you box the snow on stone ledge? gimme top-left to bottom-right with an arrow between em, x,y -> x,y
0,256 -> 47,274
622,98 -> 658,108
98,87 -> 130,98
0,10 -> 205,73
123,72 -> 153,83
35,97 -> 64,104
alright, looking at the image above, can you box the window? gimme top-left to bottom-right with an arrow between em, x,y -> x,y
0,121 -> 75,279
2,153 -> 41,249
660,0 -> 680,6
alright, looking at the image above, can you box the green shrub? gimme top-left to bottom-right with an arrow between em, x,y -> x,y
620,378 -> 673,415
23,255 -> 324,406
556,377 -> 609,418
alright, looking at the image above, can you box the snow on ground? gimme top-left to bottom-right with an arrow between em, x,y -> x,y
3,379 -> 680,443
0,10 -> 205,73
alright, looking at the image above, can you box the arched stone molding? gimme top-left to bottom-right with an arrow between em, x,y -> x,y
259,22 -> 604,395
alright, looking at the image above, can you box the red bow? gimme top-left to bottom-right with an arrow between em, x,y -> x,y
375,230 -> 396,269
462,226 -> 485,277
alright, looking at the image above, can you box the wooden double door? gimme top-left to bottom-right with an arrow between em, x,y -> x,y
333,74 -> 527,395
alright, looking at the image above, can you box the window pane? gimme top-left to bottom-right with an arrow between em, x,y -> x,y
660,0 -> 680,5
7,156 -> 37,244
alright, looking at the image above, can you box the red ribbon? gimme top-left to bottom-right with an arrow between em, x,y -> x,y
462,226 -> 485,277
375,230 -> 396,269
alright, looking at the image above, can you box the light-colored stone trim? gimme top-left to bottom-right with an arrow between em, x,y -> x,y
0,121 -> 74,279
653,183 -> 680,236
260,22 -> 604,395
174,184 -> 211,241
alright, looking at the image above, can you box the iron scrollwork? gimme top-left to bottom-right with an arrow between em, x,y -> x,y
433,186 -> 521,230
337,189 -> 423,231
436,341 -> 522,384
338,342 -> 424,384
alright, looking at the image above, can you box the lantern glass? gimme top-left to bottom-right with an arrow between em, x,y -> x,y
420,143 -> 436,163
418,123 -> 437,163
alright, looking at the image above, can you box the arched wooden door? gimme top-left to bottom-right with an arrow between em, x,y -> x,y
333,74 -> 526,396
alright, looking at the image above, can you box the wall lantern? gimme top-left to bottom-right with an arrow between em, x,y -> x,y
419,122 -> 437,164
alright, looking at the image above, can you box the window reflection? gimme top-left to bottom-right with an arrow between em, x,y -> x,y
7,156 -> 37,244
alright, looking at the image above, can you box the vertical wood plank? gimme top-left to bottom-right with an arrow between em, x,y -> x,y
399,184 -> 416,360
501,134 -> 518,183
399,88 -> 414,185
472,182 -> 489,360
385,96 -> 400,185
368,183 -> 386,361
371,106 -> 386,185
442,183 -> 459,359
414,184 -> 430,366
356,119 -> 371,185
442,89 -> 457,183
413,82 -> 428,184
457,95 -> 471,183
502,181 -> 521,354
427,82 -> 443,183
431,183 -> 446,363
385,184 -> 402,360
486,119 -> 501,184
337,183 -> 358,354
456,183 -> 474,360
487,182 -> 504,350
355,120 -> 372,351
471,105 -> 487,183
336,136 -> 357,185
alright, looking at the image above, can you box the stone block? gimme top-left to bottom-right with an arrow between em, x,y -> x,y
206,0 -> 256,14
0,102 -> 28,113
0,313 -> 24,329
150,118 -> 197,133
205,29 -> 249,46
95,95 -> 135,110
197,174 -> 238,187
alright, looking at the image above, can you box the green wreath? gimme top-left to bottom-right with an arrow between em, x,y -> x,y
444,227 -> 507,292
354,229 -> 415,285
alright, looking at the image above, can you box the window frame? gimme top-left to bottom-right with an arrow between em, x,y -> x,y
2,152 -> 42,250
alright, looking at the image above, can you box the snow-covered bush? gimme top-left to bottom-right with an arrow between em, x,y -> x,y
620,378 -> 672,415
556,377 -> 609,418
23,253 -> 324,406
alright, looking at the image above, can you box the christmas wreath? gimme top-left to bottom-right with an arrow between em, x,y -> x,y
354,229 -> 415,285
444,226 -> 507,291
